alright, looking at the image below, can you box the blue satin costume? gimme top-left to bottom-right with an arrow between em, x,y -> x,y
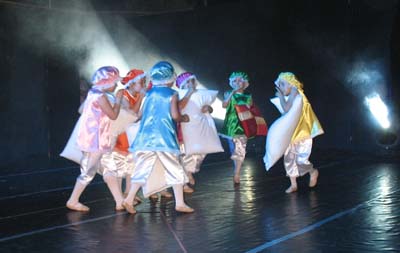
129,86 -> 187,197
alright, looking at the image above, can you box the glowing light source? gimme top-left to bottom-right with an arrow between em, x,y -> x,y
364,93 -> 390,129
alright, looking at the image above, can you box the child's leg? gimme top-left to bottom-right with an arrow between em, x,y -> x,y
160,190 -> 173,198
123,183 -> 142,214
67,152 -> 102,211
233,160 -> 243,184
156,152 -> 193,212
103,173 -> 124,210
67,180 -> 90,211
309,169 -> 319,187
124,174 -> 131,195
229,136 -> 247,184
183,184 -> 194,193
293,138 -> 318,188
118,177 -> 123,191
124,174 -> 142,202
180,153 -> 195,186
101,153 -> 126,210
188,154 -> 206,186
283,144 -> 299,193
187,172 -> 195,185
285,177 -> 298,193
180,155 -> 194,193
172,184 -> 194,213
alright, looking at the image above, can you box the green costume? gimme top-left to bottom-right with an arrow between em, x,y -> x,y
221,92 -> 253,137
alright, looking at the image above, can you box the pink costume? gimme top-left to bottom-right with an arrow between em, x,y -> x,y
75,66 -> 121,186
77,90 -> 113,153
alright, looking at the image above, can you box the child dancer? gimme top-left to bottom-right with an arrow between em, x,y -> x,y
176,72 -> 223,193
66,66 -> 124,212
221,72 -> 253,184
123,61 -> 193,214
104,69 -> 146,202
116,69 -> 146,194
265,72 -> 324,193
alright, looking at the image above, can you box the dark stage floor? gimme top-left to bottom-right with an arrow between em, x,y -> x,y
1,152 -> 399,252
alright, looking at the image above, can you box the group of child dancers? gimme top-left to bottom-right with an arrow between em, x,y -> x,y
64,61 -> 324,214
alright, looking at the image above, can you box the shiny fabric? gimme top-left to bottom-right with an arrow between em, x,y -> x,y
150,61 -> 176,85
284,138 -> 314,177
121,69 -> 145,85
263,95 -> 303,170
60,116 -> 83,164
228,136 -> 248,162
77,152 -> 102,185
114,132 -> 130,154
180,153 -> 206,174
176,72 -> 195,89
100,151 -> 135,178
115,90 -> 139,153
291,92 -> 324,143
91,66 -> 120,89
130,86 -> 180,154
77,89 -> 114,153
275,72 -> 324,143
131,151 -> 188,197
221,92 -> 253,137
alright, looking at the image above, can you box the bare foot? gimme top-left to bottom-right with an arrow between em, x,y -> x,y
309,169 -> 319,188
160,190 -> 173,198
66,201 -> 90,212
175,205 -> 194,213
183,185 -> 194,193
233,175 -> 240,184
115,204 -> 125,211
135,196 -> 142,203
122,201 -> 136,214
285,185 -> 298,194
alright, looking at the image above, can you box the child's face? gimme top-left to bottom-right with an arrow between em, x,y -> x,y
231,77 -> 246,90
275,79 -> 291,96
185,78 -> 197,89
129,78 -> 146,93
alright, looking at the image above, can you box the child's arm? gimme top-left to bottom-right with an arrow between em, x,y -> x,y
223,84 -> 244,108
98,90 -> 123,120
276,87 -> 299,113
171,94 -> 190,123
178,87 -> 195,110
131,89 -> 146,114
222,90 -> 235,108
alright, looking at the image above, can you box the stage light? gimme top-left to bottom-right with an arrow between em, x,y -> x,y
364,93 -> 391,129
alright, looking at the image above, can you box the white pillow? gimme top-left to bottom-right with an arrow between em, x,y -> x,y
270,97 -> 283,114
60,108 -> 138,164
60,116 -> 83,164
263,95 -> 303,170
142,157 -> 169,197
178,89 -> 223,155
110,108 -> 138,138
126,121 -> 141,146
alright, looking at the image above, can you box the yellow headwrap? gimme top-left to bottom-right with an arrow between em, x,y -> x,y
277,72 -> 304,91
277,72 -> 324,143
